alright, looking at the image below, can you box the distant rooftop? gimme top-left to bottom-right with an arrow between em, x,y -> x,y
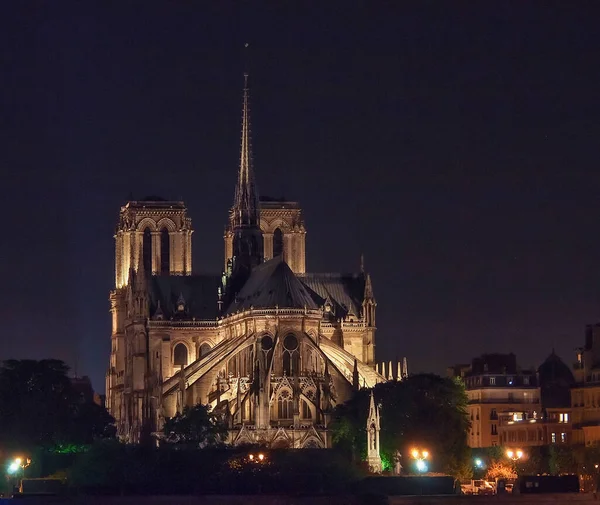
124,196 -> 186,209
259,196 -> 300,209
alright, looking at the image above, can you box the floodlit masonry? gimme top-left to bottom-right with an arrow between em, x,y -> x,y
106,74 -> 407,448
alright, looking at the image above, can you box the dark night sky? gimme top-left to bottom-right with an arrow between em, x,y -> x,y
2,2 -> 600,391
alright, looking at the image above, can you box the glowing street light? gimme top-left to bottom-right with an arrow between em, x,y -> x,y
6,457 -> 31,479
474,458 -> 483,468
410,448 -> 429,473
506,449 -> 523,461
248,453 -> 266,464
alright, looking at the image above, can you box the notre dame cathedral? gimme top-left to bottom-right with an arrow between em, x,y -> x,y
106,74 -> 405,448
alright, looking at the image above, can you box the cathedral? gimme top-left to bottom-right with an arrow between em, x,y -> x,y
106,74 -> 405,448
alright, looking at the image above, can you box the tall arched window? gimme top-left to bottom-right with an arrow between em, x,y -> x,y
282,334 -> 299,376
142,228 -> 152,273
173,343 -> 188,366
160,228 -> 170,274
273,228 -> 284,257
199,343 -> 211,358
277,390 -> 293,419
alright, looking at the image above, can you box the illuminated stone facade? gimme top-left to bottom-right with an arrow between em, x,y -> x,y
449,354 -> 540,448
106,75 -> 394,447
571,324 -> 600,445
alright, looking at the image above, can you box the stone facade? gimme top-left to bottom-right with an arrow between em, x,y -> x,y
106,75 -> 397,447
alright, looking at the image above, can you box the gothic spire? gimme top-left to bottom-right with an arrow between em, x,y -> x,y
228,73 -> 264,280
232,73 -> 259,229
364,273 -> 374,300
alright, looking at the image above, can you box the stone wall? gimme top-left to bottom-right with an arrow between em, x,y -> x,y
3,493 -> 596,505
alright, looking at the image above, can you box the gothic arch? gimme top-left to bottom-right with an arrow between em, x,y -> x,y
265,217 -> 292,233
275,387 -> 293,420
156,217 -> 177,232
136,217 -> 157,232
198,342 -> 212,358
302,437 -> 323,449
173,342 -> 189,366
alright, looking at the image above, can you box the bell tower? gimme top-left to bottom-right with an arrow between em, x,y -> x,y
114,197 -> 193,289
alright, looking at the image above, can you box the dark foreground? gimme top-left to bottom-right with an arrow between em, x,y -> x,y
0,494 -> 596,504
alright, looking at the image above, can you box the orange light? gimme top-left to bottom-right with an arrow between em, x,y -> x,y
506,450 -> 514,459
516,450 -> 523,459
249,454 -> 254,460
422,450 -> 429,459
411,449 -> 419,459
258,453 -> 265,461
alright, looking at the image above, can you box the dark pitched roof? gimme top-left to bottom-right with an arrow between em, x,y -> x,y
298,273 -> 365,318
149,275 -> 220,320
538,351 -> 574,409
226,257 -> 318,313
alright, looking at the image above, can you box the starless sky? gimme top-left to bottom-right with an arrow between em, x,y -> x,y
1,2 -> 600,391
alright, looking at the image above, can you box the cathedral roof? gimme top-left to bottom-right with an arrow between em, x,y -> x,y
226,257 -> 318,313
299,273 -> 365,318
149,275 -> 220,320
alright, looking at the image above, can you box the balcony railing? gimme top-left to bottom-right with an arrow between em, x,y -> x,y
468,398 -> 540,405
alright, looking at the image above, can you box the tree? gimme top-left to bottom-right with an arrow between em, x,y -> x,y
0,359 -> 114,450
331,374 -> 471,477
486,460 -> 516,480
163,404 -> 227,448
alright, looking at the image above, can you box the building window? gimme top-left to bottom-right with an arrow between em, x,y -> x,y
282,334 -> 299,376
142,227 -> 152,273
301,400 -> 311,419
173,343 -> 188,366
491,424 -> 497,435
490,408 -> 498,420
160,228 -> 170,274
551,432 -> 556,444
523,376 -> 530,385
489,377 -> 496,385
559,413 -> 569,423
561,432 -> 566,443
273,228 -> 284,257
277,390 -> 293,419
199,343 -> 211,358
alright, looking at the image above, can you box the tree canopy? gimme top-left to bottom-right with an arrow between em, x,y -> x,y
163,404 -> 227,448
331,373 -> 471,477
0,359 -> 115,450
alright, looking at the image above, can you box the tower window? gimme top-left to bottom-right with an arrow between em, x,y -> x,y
273,228 -> 284,257
143,228 -> 152,273
160,228 -> 170,274
173,343 -> 188,366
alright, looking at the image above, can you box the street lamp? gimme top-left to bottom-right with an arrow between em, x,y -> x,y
411,448 -> 429,473
474,458 -> 484,469
506,449 -> 523,461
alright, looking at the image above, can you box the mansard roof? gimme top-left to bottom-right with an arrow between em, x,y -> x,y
149,274 -> 220,320
299,272 -> 365,318
227,257 -> 318,313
